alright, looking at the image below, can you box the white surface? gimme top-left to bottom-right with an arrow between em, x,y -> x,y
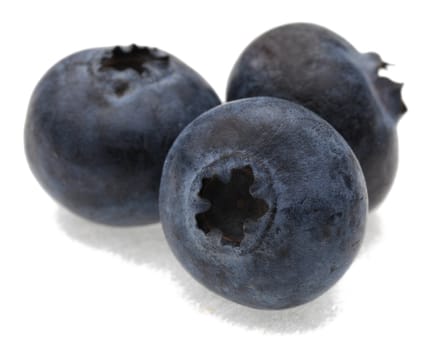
1,1 -> 439,349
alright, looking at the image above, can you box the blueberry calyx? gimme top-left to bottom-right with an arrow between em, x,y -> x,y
375,78 -> 407,120
195,165 -> 269,247
363,52 -> 407,121
100,44 -> 169,75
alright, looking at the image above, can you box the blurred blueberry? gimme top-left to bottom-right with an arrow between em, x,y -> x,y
25,45 -> 220,226
227,23 -> 406,209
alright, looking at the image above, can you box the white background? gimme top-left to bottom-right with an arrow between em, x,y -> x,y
1,1 -> 439,349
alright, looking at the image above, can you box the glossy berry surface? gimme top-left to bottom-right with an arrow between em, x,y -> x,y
25,45 -> 220,226
227,23 -> 406,209
159,97 -> 368,309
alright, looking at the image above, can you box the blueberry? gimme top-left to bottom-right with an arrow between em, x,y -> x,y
227,23 -> 406,209
159,97 -> 367,309
25,44 -> 220,226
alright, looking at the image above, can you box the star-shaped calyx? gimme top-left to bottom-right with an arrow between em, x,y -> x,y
196,165 -> 269,247
100,44 -> 169,75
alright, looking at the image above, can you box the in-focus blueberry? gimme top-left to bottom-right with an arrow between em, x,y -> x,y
159,97 -> 368,309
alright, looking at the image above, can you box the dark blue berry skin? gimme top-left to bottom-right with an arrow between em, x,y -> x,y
159,97 -> 367,309
25,45 -> 220,226
227,23 -> 406,210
